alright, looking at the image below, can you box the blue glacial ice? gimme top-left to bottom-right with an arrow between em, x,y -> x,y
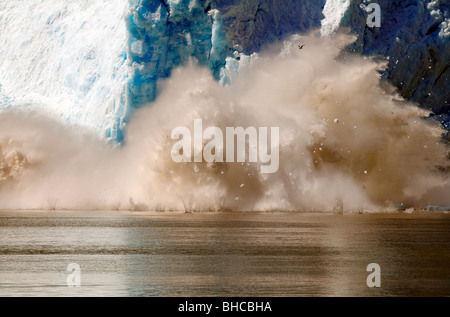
126,0 -> 228,108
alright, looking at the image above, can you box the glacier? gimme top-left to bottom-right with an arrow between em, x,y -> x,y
339,0 -> 450,131
0,0 -> 449,142
125,0 -> 325,123
0,0 -> 129,140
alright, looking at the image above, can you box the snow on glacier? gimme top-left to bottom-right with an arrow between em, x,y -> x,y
321,0 -> 350,37
0,0 -> 129,141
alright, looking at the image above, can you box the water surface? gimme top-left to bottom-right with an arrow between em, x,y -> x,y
0,211 -> 448,297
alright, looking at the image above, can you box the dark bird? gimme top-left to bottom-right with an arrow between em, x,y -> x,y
298,44 -> 305,50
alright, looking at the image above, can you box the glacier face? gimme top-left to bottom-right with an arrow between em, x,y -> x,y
126,0 -> 227,110
0,0 -> 448,142
0,0 -> 129,140
339,0 -> 450,122
125,0 -> 325,107
214,0 -> 325,54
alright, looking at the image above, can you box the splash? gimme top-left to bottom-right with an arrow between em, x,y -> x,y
0,33 -> 448,212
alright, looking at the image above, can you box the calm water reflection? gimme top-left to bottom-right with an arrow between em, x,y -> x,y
0,211 -> 448,296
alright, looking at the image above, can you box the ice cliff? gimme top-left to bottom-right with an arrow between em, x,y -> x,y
0,0 -> 448,141
336,0 -> 450,130
126,0 -> 325,114
0,0 -> 129,140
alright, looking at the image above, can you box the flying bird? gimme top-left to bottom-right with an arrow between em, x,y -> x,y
298,44 -> 305,50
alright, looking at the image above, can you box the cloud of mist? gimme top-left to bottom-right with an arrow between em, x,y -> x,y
0,32 -> 448,211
